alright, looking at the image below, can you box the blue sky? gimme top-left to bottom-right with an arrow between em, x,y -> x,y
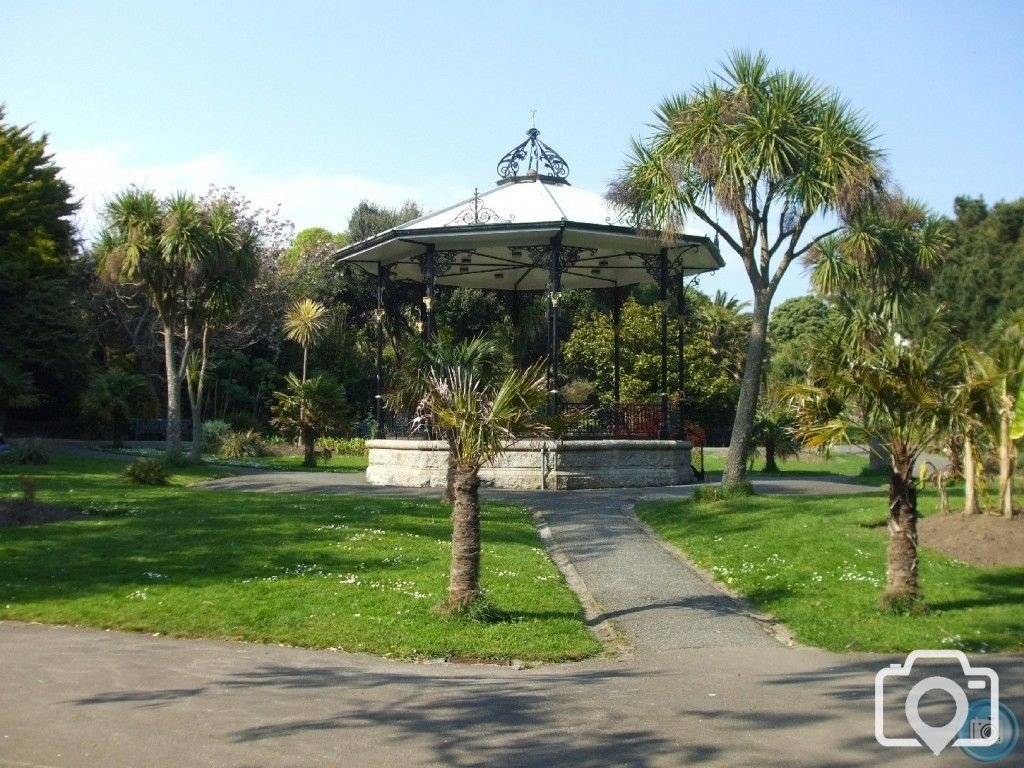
4,0 -> 1022,303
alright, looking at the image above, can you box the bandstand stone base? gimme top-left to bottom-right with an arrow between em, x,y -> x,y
366,438 -> 696,490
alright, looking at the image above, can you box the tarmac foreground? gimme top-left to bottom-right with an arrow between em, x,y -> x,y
1,470 -> 1021,766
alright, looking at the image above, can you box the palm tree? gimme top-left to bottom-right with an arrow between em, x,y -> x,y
271,373 -> 346,467
611,50 -> 886,488
96,189 -> 186,454
988,314 -> 1024,517
413,358 -> 548,611
787,315 -> 962,609
98,190 -> 261,460
284,298 -> 329,383
181,197 -> 259,462
390,335 -> 505,501
750,392 -> 801,472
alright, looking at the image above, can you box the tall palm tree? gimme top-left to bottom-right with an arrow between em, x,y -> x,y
284,298 -> 329,382
181,197 -> 260,461
787,315 -> 962,609
611,49 -> 885,488
413,358 -> 548,611
97,189 -> 186,454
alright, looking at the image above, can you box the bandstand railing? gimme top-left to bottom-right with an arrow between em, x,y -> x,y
377,403 -> 708,442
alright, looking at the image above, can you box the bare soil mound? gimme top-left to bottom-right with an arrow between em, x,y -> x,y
918,513 -> 1024,568
0,501 -> 86,528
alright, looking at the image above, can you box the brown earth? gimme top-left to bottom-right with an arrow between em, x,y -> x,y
918,512 -> 1024,568
0,501 -> 86,528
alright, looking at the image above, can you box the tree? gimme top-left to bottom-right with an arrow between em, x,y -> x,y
612,50 -> 885,486
0,107 -> 86,422
930,197 -> 1024,342
751,392 -> 801,472
346,200 -> 421,243
413,357 -> 548,611
767,295 -> 835,384
270,373 -> 346,467
788,315 -> 962,609
284,298 -> 329,382
80,369 -> 157,447
96,189 -> 261,458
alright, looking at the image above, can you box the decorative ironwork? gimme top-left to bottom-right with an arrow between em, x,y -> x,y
415,249 -> 458,279
635,252 -> 665,283
508,244 -> 595,271
511,244 -> 551,269
497,128 -> 569,181
445,188 -> 513,226
560,246 -> 596,272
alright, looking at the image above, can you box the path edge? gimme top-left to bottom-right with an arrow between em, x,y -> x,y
531,509 -> 631,658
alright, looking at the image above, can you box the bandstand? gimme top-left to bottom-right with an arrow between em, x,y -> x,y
334,128 -> 724,489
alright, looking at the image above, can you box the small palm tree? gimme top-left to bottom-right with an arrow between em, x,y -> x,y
413,359 -> 548,611
271,373 -> 345,467
284,299 -> 330,382
390,335 -> 505,501
750,393 -> 801,472
787,316 -> 961,610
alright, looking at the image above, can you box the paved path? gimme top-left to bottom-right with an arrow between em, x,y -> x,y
3,468 -> 1020,766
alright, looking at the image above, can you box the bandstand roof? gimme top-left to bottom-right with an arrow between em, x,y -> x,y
334,128 -> 724,291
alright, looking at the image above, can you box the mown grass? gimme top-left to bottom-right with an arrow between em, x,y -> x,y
699,449 -> 885,484
0,454 -> 600,662
638,487 -> 1024,653
210,453 -> 368,473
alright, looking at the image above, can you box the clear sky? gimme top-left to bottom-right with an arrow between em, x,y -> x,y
4,0 -> 1022,304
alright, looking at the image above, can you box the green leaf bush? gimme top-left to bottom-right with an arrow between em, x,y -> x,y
123,457 -> 168,485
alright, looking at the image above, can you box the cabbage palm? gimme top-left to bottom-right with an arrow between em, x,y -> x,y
413,359 -> 548,611
270,373 -> 346,467
284,298 -> 329,382
96,189 -> 185,454
612,49 -> 885,487
787,316 -> 962,609
98,190 -> 260,459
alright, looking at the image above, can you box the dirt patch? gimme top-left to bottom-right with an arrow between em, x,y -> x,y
919,513 -> 1024,568
0,501 -> 87,528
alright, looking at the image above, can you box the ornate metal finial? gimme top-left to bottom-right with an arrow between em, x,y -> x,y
445,187 -> 513,226
497,127 -> 570,183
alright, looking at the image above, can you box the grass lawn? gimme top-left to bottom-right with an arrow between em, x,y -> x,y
209,453 -> 369,473
100,446 -> 369,473
698,448 -> 885,484
0,454 -> 600,662
638,487 -> 1024,653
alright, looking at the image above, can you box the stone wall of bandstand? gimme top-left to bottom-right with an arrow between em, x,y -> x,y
365,438 -> 696,490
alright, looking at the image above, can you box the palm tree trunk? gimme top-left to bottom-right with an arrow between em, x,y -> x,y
448,460 -> 481,609
963,431 -> 979,514
301,345 -> 308,384
162,324 -> 182,456
764,436 -> 778,473
302,424 -> 316,468
188,324 -> 211,463
999,393 -> 1014,517
723,292 -> 769,485
885,455 -> 921,608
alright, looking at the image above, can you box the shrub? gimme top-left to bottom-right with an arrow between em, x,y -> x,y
318,437 -> 367,456
123,457 -> 168,485
218,429 -> 267,459
202,420 -> 232,453
0,438 -> 51,465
